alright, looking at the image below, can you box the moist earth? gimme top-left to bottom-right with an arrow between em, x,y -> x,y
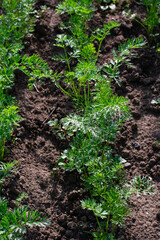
3,0 -> 160,239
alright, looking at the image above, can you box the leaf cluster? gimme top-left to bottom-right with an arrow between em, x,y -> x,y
0,161 -> 18,191
56,0 -> 95,19
126,0 -> 160,43
0,103 -> 21,160
0,0 -> 52,91
19,54 -> 54,89
53,21 -> 120,107
103,37 -> 146,85
0,197 -> 50,240
0,0 -> 35,46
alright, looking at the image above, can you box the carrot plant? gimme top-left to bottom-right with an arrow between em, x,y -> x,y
0,92 -> 21,161
53,75 -> 131,238
0,0 -> 54,91
141,0 -> 160,37
58,77 -> 129,175
56,0 -> 95,26
81,187 -> 130,239
133,0 -> 160,43
19,54 -> 54,89
54,5 -> 120,107
0,197 -> 50,240
0,105 -> 20,161
57,85 -> 154,237
0,48 -> 54,91
56,0 -> 95,54
0,161 -> 18,192
0,0 -> 54,160
103,37 -> 146,85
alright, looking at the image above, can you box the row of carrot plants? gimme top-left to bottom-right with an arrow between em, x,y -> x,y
0,0 -> 157,239
0,0 -> 53,239
48,0 -> 155,239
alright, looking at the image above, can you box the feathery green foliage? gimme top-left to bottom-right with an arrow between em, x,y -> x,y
91,22 -> 120,59
19,54 -> 54,89
0,0 -> 54,159
0,0 -> 53,91
140,0 -> 160,36
56,0 -> 94,18
0,0 -> 35,46
55,76 -> 130,237
130,0 -> 160,43
0,197 -> 50,240
53,0 -> 121,108
103,37 -> 146,85
53,23 -> 120,108
0,102 -> 21,161
0,161 -> 18,191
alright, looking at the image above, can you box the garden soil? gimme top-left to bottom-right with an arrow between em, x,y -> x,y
3,0 -> 160,239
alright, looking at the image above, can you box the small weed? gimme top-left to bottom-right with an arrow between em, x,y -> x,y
14,192 -> 28,207
131,176 -> 155,195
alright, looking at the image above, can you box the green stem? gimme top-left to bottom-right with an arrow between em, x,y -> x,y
87,78 -> 90,107
111,223 -> 115,234
96,38 -> 104,60
84,20 -> 87,35
0,138 -> 6,161
78,82 -> 82,99
106,214 -> 110,233
101,149 -> 106,163
58,84 -> 72,98
134,18 -> 148,35
96,215 -> 103,233
84,82 -> 87,108
64,48 -> 71,72
70,82 -> 78,99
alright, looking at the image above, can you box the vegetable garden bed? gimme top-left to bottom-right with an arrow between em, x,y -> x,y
1,0 -> 160,239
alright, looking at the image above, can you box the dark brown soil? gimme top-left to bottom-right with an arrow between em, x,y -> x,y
3,0 -> 160,239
